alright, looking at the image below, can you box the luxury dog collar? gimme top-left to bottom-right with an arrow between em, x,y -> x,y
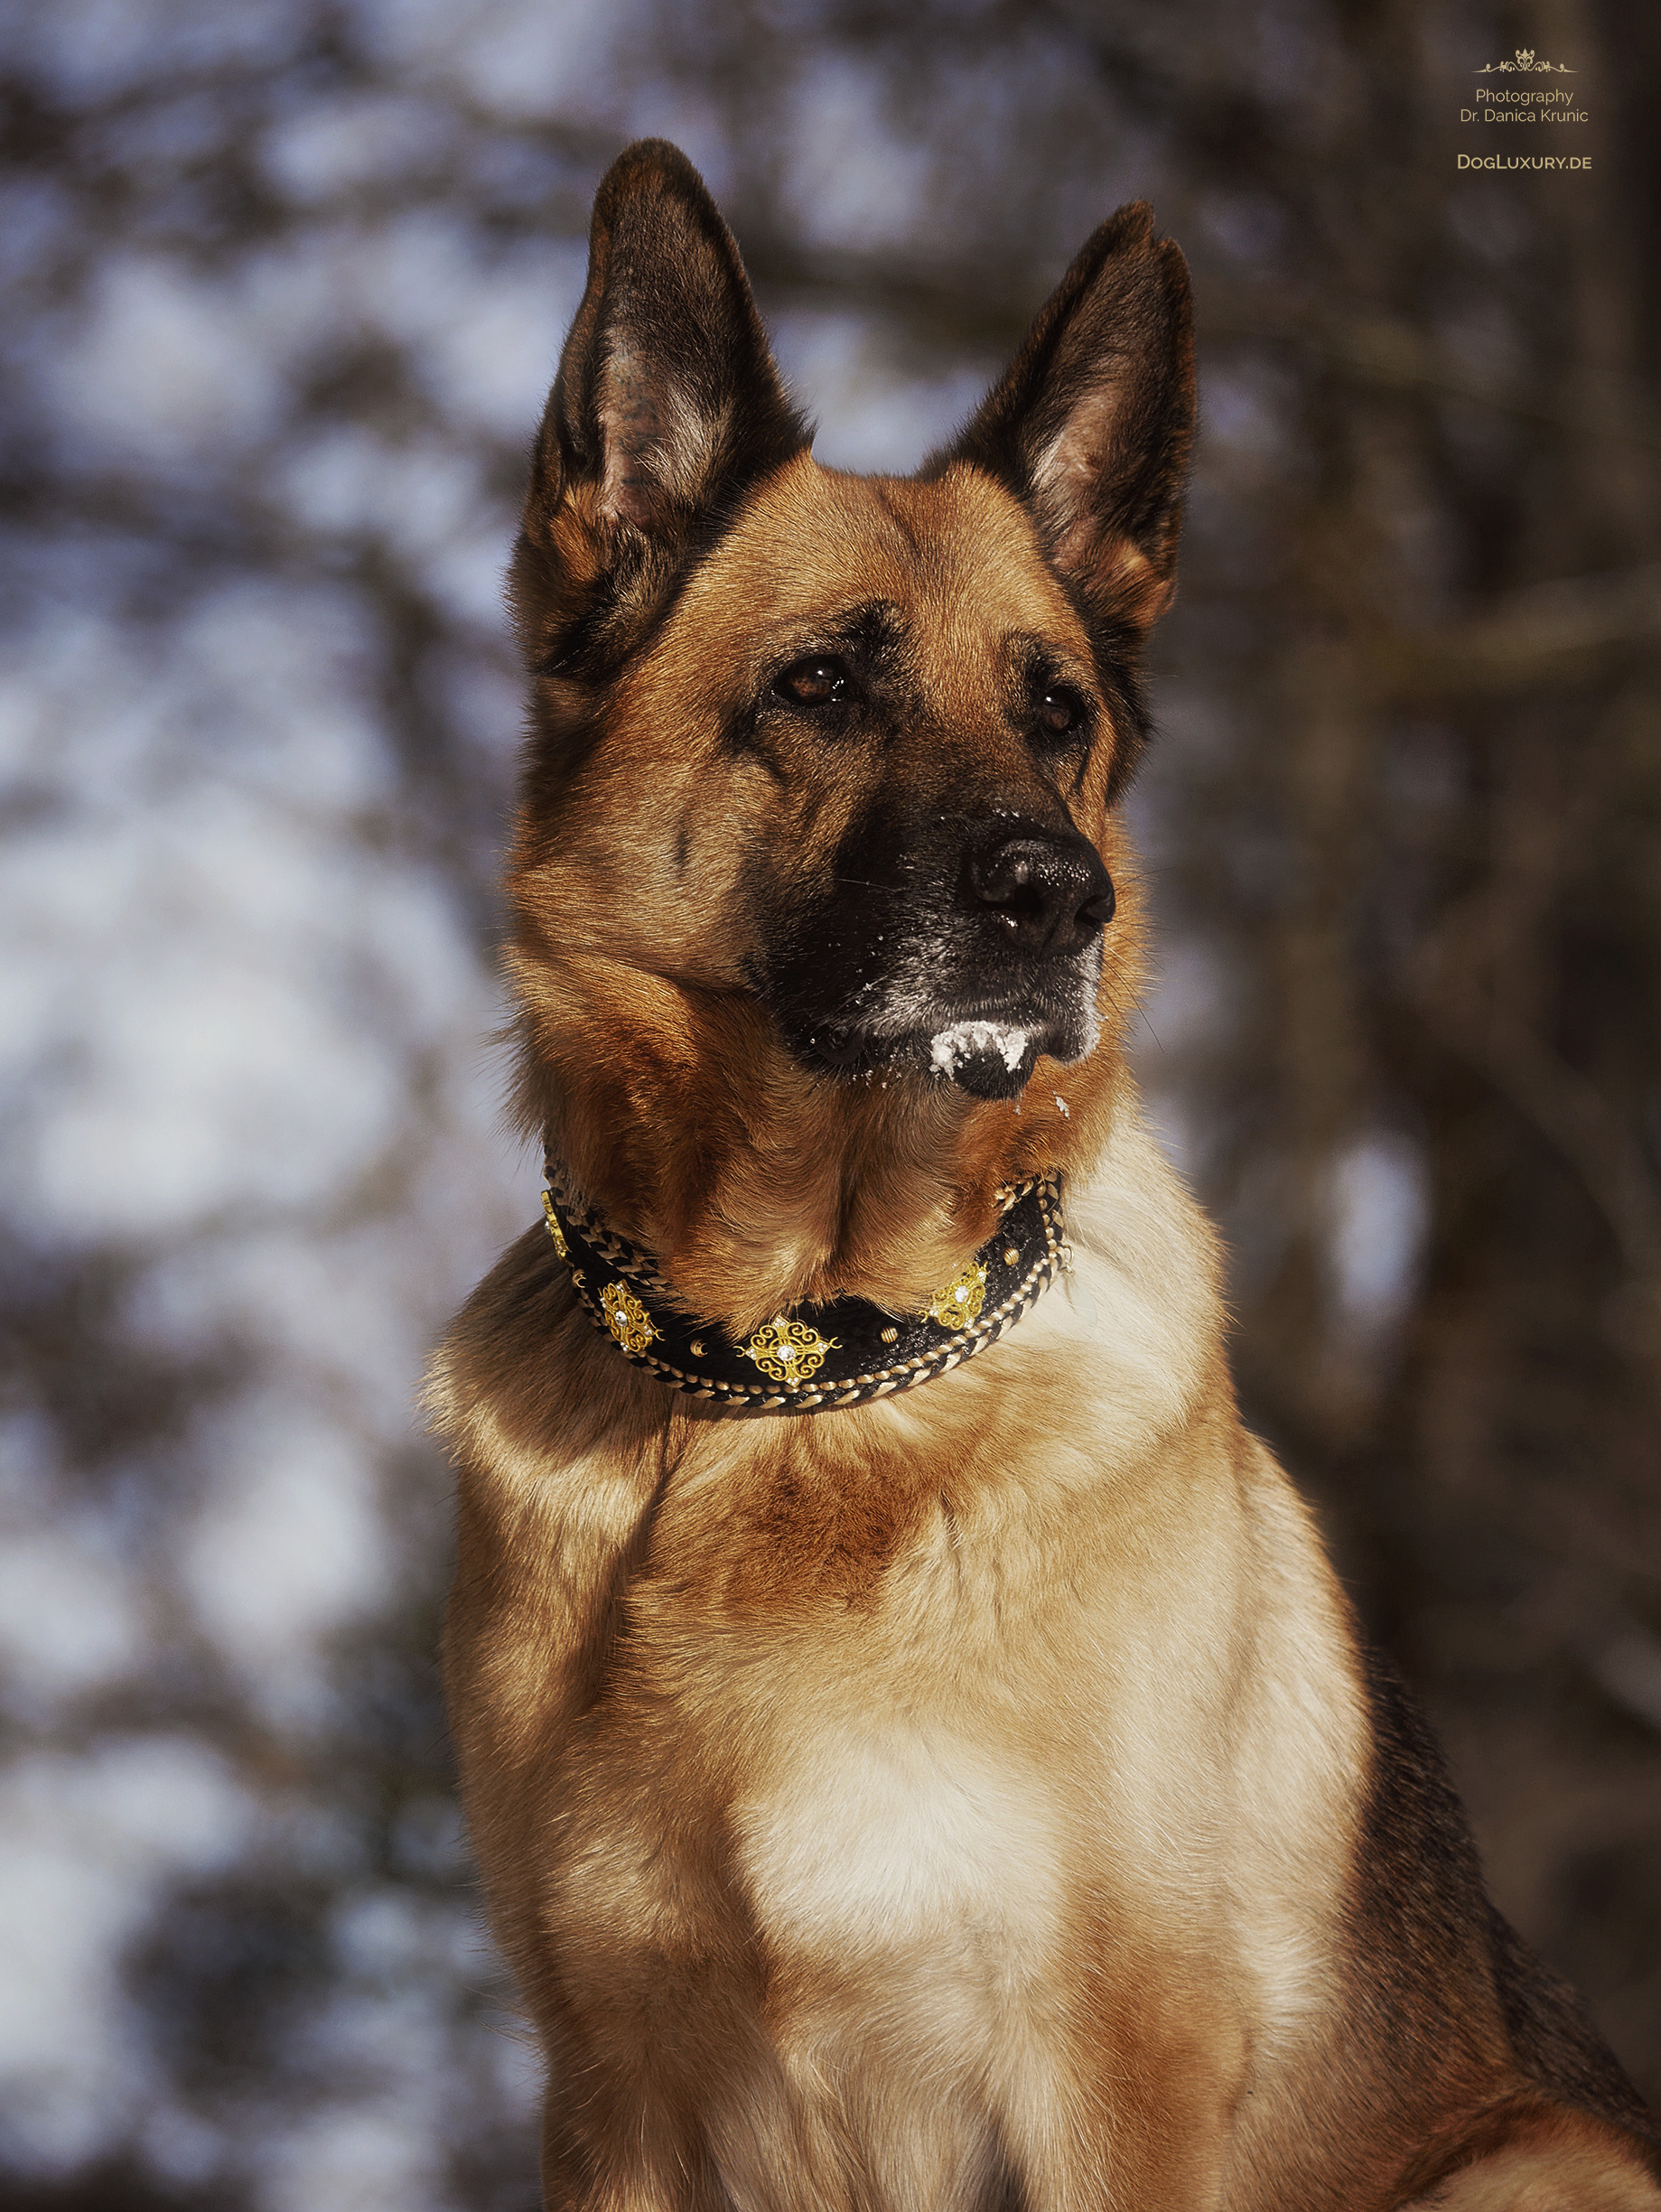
537,1165 -> 1067,1414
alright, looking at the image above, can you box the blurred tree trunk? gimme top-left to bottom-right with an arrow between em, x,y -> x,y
1165,0 -> 1661,2090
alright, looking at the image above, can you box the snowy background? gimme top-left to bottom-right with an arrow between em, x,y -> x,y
4,2 -> 1658,2207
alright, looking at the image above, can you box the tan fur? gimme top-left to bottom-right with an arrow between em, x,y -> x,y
1403,2107 -> 1661,2210
430,147 -> 1658,2212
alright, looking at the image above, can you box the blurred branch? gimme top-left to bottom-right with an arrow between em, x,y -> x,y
1199,280 -> 1661,455
1365,566 -> 1661,698
1406,975 -> 1661,1298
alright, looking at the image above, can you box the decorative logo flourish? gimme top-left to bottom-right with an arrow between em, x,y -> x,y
928,1260 -> 989,1331
601,1280 -> 658,1355
743,1319 -> 838,1384
1476,49 -> 1574,73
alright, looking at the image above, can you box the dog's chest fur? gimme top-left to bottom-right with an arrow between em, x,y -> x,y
534,1184 -> 1365,2208
686,1582 -> 1072,2205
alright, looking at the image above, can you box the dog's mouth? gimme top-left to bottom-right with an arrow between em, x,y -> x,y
796,994 -> 1096,1102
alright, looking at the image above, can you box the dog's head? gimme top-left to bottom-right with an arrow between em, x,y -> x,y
504,141 -> 1192,1299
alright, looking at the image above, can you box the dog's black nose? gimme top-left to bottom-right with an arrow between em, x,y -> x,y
966,828 -> 1115,953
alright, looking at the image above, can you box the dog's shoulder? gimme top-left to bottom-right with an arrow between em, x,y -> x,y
425,1221 -> 574,1445
425,1219 -> 660,1497
1346,1647 -> 1661,2174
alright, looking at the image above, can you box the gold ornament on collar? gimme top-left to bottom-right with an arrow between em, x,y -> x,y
541,1190 -> 569,1261
601,1280 -> 657,1355
928,1259 -> 989,1331
743,1318 -> 837,1384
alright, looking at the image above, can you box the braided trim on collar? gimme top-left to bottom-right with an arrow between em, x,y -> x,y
537,1162 -> 1067,1415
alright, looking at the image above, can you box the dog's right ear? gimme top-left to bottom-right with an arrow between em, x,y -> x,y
929,202 -> 1194,641
511,140 -> 808,672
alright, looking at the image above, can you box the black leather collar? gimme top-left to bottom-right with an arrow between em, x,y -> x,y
538,1165 -> 1067,1414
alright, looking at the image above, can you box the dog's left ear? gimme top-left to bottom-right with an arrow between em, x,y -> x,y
513,140 -> 808,667
933,203 -> 1194,635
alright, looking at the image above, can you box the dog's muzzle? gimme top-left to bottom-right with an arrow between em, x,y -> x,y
762,810 -> 1115,1100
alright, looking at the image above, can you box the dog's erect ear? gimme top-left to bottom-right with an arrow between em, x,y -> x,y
933,203 -> 1193,634
514,140 -> 807,665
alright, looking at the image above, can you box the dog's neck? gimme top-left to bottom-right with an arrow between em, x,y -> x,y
518,969 -> 1130,1339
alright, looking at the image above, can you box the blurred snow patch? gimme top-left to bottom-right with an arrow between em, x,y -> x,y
488,2021 -> 544,2120
1142,1092 -> 1202,1182
1330,1132 -> 1429,1326
303,1985 -> 451,2089
422,525 -> 513,628
171,586 -> 394,807
785,55 -> 931,255
449,0 -> 632,123
415,238 -> 585,442
0,1739 -> 254,2173
354,0 -> 635,124
6,831 -> 406,1240
14,0 -> 294,101
1138,934 -> 1238,1058
331,1887 -> 481,1984
0,1523 -> 148,1713
0,1412 -> 60,1518
276,424 -> 511,620
0,588 -> 389,811
182,1402 -> 393,1705
57,254 -> 282,464
258,2100 -> 441,2212
771,311 -> 991,474
128,1227 -> 429,1441
280,430 -> 486,558
2,738 -> 487,1241
260,93 -> 457,203
138,2102 -> 227,2188
433,648 -> 525,767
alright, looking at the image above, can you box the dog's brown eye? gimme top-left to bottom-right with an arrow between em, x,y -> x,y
1037,686 -> 1084,737
776,657 -> 848,707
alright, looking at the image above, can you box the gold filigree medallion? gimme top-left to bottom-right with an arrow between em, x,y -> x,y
928,1260 -> 988,1330
601,1280 -> 657,1355
742,1319 -> 837,1384
541,1191 -> 569,1260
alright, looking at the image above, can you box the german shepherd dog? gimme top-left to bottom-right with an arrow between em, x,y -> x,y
429,141 -> 1660,2211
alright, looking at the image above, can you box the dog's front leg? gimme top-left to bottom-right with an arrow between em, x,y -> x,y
540,2094 -> 733,2212
988,2001 -> 1240,2212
